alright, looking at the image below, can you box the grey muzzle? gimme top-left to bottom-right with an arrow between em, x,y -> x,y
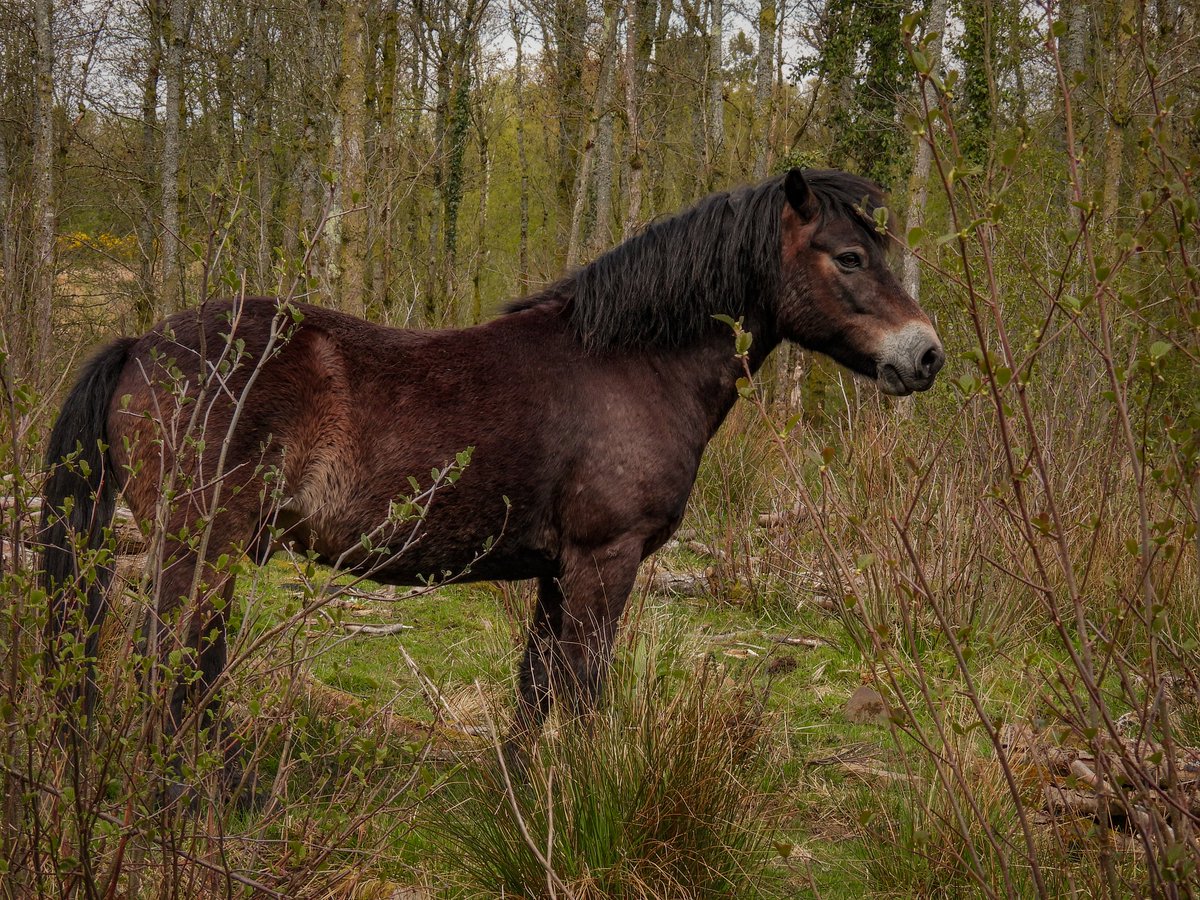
877,323 -> 944,396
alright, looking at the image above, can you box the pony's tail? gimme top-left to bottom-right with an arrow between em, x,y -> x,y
40,337 -> 136,704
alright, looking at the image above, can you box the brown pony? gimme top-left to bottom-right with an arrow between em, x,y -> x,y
41,169 -> 943,754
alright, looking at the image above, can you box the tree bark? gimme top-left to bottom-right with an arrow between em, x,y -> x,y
512,5 -> 530,292
752,0 -> 776,179
338,0 -> 367,317
903,0 -> 948,300
161,0 -> 187,314
442,72 -> 472,300
0,106 -> 16,364
136,0 -> 162,330
706,0 -> 724,189
589,0 -> 621,256
959,0 -> 995,165
1102,0 -> 1135,225
621,0 -> 644,236
567,3 -> 618,267
32,0 -> 56,363
1062,0 -> 1089,208
299,0 -> 327,285
253,3 -> 274,292
374,0 -> 400,316
470,44 -> 490,324
550,0 -> 589,220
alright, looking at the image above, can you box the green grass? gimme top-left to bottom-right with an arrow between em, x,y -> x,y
124,536 -> 1167,898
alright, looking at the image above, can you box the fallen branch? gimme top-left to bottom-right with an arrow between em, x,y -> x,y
341,622 -> 414,636
773,635 -> 827,649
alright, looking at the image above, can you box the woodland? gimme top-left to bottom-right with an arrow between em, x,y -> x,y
1,0 -> 1199,896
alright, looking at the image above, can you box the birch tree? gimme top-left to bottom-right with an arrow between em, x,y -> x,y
161,0 -> 187,314
337,0 -> 367,316
566,0 -> 618,266
32,0 -> 55,362
706,0 -> 725,187
621,0 -> 651,236
588,0 -> 622,255
903,0 -> 948,300
752,0 -> 776,178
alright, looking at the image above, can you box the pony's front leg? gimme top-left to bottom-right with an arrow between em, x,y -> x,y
513,575 -> 565,736
553,540 -> 642,716
141,501 -> 260,805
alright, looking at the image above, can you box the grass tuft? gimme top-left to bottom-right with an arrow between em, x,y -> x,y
428,624 -> 783,898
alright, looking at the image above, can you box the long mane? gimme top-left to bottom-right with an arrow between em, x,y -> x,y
507,169 -> 888,350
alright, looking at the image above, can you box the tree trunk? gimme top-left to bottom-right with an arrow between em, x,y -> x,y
253,4 -> 274,292
752,0 -> 776,179
0,112 -> 16,363
1102,0 -> 1135,225
136,3 -> 162,330
442,74 -> 471,305
338,0 -> 367,317
374,0 -> 400,316
467,36 -> 491,324
959,0 -> 995,165
567,3 -> 619,267
299,0 -> 326,284
821,0 -> 859,169
471,82 -> 490,324
427,25 -> 451,321
551,0 -> 589,221
32,0 -> 56,364
512,5 -> 530,292
589,0 -> 621,256
706,0 -> 724,189
161,0 -> 187,314
1062,0 -> 1089,206
903,0 -> 948,300
405,18 -> 429,318
621,0 -> 644,236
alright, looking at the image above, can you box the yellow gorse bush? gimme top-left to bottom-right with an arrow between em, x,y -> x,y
58,231 -> 138,260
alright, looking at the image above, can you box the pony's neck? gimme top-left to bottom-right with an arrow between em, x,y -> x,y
675,314 -> 782,440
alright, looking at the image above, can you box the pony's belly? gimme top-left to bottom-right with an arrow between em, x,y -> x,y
278,506 -> 554,585
314,543 -> 555,586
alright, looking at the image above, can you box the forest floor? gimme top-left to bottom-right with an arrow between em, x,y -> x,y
216,543 -> 1153,898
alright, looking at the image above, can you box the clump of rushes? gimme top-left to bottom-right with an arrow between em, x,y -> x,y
430,623 -> 783,898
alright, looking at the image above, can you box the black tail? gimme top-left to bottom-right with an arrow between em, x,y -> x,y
41,337 -> 136,705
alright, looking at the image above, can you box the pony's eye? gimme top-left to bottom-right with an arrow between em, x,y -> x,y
835,252 -> 864,270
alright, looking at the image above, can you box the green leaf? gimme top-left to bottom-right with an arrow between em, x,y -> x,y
1149,340 -> 1171,360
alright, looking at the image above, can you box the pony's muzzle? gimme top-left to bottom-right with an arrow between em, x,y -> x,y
877,325 -> 945,395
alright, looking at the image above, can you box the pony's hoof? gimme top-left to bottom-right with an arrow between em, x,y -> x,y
161,779 -> 199,813
223,767 -> 270,813
501,739 -> 533,784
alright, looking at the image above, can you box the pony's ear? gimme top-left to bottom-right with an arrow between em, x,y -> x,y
784,168 -> 817,221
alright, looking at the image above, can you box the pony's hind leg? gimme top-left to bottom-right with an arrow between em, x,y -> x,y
142,495 -> 259,781
513,575 -> 565,738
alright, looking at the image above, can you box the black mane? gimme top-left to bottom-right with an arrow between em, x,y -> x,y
506,169 -> 888,350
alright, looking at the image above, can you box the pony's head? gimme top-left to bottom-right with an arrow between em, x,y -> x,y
776,169 -> 944,395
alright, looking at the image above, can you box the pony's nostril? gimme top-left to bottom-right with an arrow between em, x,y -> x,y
919,345 -> 945,378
